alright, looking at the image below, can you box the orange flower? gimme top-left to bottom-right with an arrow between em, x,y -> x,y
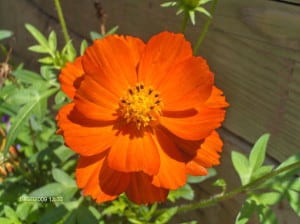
56,31 -> 228,204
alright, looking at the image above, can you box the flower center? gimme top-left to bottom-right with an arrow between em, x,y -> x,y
119,83 -> 163,129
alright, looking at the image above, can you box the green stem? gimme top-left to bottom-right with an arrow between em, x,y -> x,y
54,0 -> 70,44
157,160 -> 300,214
193,0 -> 218,55
181,11 -> 189,33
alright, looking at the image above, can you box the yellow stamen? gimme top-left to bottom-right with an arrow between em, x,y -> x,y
119,83 -> 163,129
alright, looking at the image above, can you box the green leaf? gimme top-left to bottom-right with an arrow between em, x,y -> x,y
48,31 -> 57,52
16,203 -> 33,221
235,200 -> 256,224
161,1 -> 177,7
29,183 -> 64,197
187,168 -> 216,183
25,24 -> 49,50
255,192 -> 282,206
0,218 -> 13,224
0,30 -> 13,41
90,31 -> 103,41
276,153 -> 300,177
28,45 -> 49,54
287,190 -> 300,217
53,145 -> 75,163
189,11 -> 196,25
37,205 -> 68,224
76,205 -> 98,224
168,184 -> 194,202
251,165 -> 274,181
52,168 -> 76,187
3,87 -> 58,157
62,41 -> 76,63
231,151 -> 250,185
38,56 -> 54,65
13,69 -> 43,84
155,207 -> 178,224
80,39 -> 88,55
249,133 -> 270,171
257,206 -> 278,224
106,25 -> 119,35
4,206 -> 22,224
195,7 -> 211,17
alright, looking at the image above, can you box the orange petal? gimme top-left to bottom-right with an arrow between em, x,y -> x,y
138,31 -> 192,87
204,86 -> 229,108
59,56 -> 84,99
151,128 -> 187,190
99,157 -> 131,196
178,131 -> 223,168
190,131 -> 223,167
74,75 -> 119,121
159,57 -> 213,111
76,153 -> 118,203
186,160 -> 208,176
82,35 -> 142,97
121,35 -> 145,67
107,125 -> 160,175
126,172 -> 169,204
56,103 -> 117,156
160,106 -> 226,141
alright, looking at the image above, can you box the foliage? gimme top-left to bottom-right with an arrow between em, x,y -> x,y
0,1 -> 300,223
232,134 -> 300,223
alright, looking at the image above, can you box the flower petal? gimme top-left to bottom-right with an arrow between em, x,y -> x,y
99,157 -> 131,196
186,160 -> 208,176
74,75 -> 119,121
176,131 -> 223,168
76,153 -> 118,203
107,125 -> 160,175
138,31 -> 192,87
151,128 -> 186,190
56,103 -> 117,156
160,86 -> 228,141
159,57 -> 213,111
188,131 -> 223,167
82,35 -> 143,97
126,172 -> 169,204
59,57 -> 84,99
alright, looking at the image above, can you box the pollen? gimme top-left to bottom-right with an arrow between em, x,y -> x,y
119,83 -> 163,129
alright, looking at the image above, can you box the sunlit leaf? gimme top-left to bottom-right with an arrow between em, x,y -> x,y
231,151 -> 250,185
80,39 -> 88,56
28,45 -> 49,54
48,31 -> 57,52
287,190 -> 300,217
257,206 -> 278,224
155,207 -> 178,224
3,88 -> 58,157
235,200 -> 256,224
249,133 -> 270,171
187,168 -> 216,183
168,184 -> 194,202
52,168 -> 76,187
0,30 -> 13,41
255,192 -> 282,206
25,24 -> 49,51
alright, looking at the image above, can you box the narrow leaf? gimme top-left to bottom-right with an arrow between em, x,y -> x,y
0,30 -> 13,41
3,88 -> 58,157
249,133 -> 270,171
25,24 -> 49,49
52,168 -> 76,187
231,151 -> 250,185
